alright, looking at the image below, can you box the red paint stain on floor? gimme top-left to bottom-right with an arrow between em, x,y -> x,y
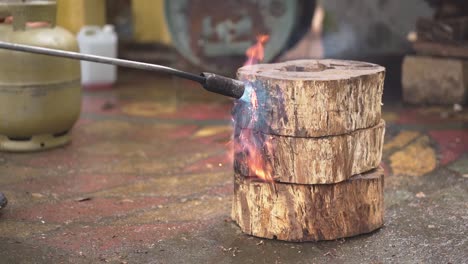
429,130 -> 468,165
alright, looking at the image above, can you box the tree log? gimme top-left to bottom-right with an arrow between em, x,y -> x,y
402,55 -> 468,104
234,120 -> 385,184
234,59 -> 385,137
232,167 -> 384,242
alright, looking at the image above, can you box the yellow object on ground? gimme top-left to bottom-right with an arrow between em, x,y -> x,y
56,0 -> 106,34
389,136 -> 437,177
132,0 -> 171,45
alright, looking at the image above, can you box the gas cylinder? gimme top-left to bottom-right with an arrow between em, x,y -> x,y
0,0 -> 81,152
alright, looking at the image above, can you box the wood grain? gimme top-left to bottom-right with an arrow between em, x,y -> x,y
234,120 -> 385,184
232,167 -> 385,242
234,59 -> 385,137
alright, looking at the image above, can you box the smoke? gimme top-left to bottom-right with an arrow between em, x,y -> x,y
322,22 -> 358,58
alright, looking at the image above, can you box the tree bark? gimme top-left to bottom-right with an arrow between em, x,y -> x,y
232,167 -> 384,242
234,120 -> 385,184
234,59 -> 385,137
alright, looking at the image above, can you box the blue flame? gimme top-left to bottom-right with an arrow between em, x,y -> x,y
238,83 -> 253,103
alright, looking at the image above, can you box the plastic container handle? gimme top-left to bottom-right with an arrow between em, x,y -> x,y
78,26 -> 103,38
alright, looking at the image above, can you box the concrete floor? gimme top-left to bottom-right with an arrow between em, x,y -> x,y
0,71 -> 467,264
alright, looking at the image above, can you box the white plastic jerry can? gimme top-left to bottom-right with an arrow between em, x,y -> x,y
77,25 -> 118,89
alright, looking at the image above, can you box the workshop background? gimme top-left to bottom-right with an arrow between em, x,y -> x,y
0,0 -> 467,263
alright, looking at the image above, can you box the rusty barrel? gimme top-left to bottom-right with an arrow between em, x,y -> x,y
164,0 -> 315,76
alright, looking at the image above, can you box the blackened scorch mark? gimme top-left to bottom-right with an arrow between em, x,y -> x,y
271,84 -> 289,130
232,80 -> 289,136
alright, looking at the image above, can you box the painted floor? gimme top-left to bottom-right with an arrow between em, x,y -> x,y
0,70 -> 467,264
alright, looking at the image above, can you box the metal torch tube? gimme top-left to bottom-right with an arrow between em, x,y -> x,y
0,41 -> 206,84
0,41 -> 246,99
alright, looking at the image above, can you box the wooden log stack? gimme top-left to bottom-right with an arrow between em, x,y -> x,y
231,59 -> 386,242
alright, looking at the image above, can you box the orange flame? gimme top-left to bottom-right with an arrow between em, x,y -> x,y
242,131 -> 274,182
236,89 -> 274,182
230,34 -> 273,182
240,34 -> 272,182
244,34 -> 270,66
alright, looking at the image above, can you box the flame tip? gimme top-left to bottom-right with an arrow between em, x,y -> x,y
235,33 -> 273,182
244,33 -> 270,66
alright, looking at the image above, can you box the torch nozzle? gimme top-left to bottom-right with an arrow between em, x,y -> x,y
201,73 -> 245,99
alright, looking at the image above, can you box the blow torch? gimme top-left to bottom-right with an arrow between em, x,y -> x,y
0,41 -> 246,99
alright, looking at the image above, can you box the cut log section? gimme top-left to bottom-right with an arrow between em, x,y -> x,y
232,167 -> 385,242
234,120 -> 385,184
402,55 -> 468,104
234,59 -> 385,137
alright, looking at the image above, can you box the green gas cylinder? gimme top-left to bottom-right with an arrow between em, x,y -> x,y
0,1 -> 81,152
